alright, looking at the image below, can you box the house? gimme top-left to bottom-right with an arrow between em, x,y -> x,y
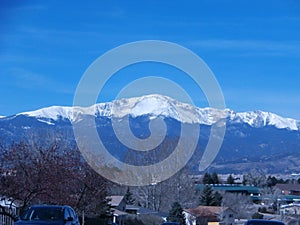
184,206 -> 236,225
276,184 -> 300,196
107,196 -> 127,225
195,184 -> 261,202
125,205 -> 140,215
275,184 -> 300,204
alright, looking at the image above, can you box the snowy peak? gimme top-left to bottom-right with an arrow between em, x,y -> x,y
229,110 -> 299,131
111,94 -> 200,123
110,94 -> 228,125
19,106 -> 75,121
9,94 -> 299,131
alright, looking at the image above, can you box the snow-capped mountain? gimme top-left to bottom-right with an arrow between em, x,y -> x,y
16,94 -> 299,130
1,94 -> 300,174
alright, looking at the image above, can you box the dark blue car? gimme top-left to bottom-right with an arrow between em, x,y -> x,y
244,219 -> 285,225
161,222 -> 180,225
15,205 -> 80,225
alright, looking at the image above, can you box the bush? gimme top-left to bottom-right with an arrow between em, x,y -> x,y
252,212 -> 263,219
258,207 -> 267,213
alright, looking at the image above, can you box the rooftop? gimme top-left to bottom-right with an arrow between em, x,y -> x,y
107,196 -> 124,207
276,184 -> 300,192
196,184 -> 260,194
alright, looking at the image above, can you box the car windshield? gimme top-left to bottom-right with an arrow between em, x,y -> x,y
246,221 -> 284,225
22,207 -> 64,221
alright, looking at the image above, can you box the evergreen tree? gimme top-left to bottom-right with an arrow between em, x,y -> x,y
211,172 -> 220,184
242,175 -> 247,185
266,176 -> 278,187
212,191 -> 223,206
124,187 -> 135,205
202,172 -> 213,184
252,212 -> 263,219
167,202 -> 186,225
227,174 -> 235,184
199,185 -> 215,206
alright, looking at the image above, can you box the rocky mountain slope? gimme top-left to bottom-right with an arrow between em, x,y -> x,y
1,94 -> 299,174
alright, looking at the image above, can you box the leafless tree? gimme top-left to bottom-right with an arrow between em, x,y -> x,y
0,142 -> 108,219
131,168 -> 197,212
243,169 -> 267,187
222,192 -> 254,219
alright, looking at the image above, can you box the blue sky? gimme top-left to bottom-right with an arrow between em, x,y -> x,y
1,0 -> 300,119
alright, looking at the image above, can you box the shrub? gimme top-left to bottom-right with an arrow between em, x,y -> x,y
252,212 -> 263,219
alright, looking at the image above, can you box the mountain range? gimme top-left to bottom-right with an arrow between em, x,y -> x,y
1,94 -> 299,175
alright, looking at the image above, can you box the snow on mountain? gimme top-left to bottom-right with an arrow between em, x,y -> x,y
13,94 -> 299,130
229,110 -> 299,130
110,94 -> 203,123
19,106 -> 75,121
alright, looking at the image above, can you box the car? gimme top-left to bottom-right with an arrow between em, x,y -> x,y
161,222 -> 180,225
15,205 -> 80,225
244,219 -> 285,225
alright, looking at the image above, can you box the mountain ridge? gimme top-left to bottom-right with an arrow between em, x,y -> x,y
0,94 -> 300,174
10,94 -> 299,131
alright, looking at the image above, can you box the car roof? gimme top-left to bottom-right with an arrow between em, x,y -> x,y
29,205 -> 71,209
162,223 -> 180,225
245,219 -> 285,225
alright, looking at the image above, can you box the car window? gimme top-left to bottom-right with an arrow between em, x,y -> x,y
246,221 -> 285,225
22,207 -> 64,221
64,208 -> 71,219
68,207 -> 77,219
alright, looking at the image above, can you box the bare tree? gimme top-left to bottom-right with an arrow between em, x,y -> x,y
0,142 -> 108,219
243,169 -> 267,187
132,168 -> 197,212
222,192 -> 254,219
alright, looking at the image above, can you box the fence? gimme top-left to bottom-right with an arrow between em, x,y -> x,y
0,199 -> 17,225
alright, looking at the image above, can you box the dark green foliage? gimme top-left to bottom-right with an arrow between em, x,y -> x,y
258,207 -> 267,213
167,202 -> 186,225
266,176 -> 278,187
199,185 -> 214,206
212,191 -> 223,206
227,174 -> 235,184
202,172 -> 213,184
124,187 -> 135,205
202,172 -> 220,184
242,175 -> 247,185
211,172 -> 220,184
272,200 -> 278,212
252,212 -> 263,219
199,185 -> 222,206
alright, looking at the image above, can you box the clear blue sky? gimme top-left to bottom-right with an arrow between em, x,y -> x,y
1,0 -> 300,119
